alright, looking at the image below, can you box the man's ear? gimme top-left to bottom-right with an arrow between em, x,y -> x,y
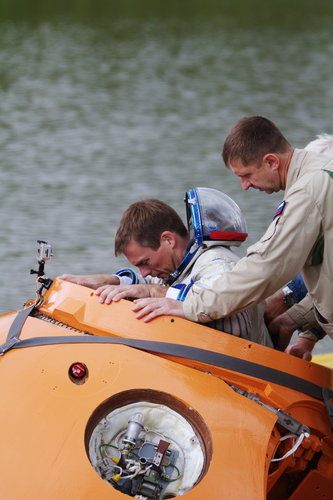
263,153 -> 280,171
160,231 -> 177,248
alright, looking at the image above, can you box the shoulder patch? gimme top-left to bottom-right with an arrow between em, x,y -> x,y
273,200 -> 286,219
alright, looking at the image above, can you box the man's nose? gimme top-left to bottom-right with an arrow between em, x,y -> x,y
139,266 -> 151,278
240,178 -> 251,190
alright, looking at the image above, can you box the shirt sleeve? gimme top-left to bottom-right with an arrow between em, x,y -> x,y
114,268 -> 161,285
286,294 -> 317,329
114,268 -> 143,284
183,186 -> 322,323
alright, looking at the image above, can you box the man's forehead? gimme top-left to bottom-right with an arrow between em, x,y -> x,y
124,239 -> 141,251
229,158 -> 261,174
124,239 -> 146,256
124,239 -> 154,264
229,158 -> 249,173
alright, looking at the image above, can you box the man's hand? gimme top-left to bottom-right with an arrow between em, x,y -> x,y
267,311 -> 299,350
132,297 -> 185,322
58,274 -> 119,290
95,284 -> 167,304
285,337 -> 315,361
264,291 -> 289,325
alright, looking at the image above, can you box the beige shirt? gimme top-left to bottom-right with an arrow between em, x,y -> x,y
133,244 -> 272,346
170,244 -> 272,346
183,149 -> 333,339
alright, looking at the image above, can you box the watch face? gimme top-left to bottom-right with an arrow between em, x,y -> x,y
284,292 -> 296,307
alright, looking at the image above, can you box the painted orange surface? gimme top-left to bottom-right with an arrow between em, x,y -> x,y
0,278 -> 332,500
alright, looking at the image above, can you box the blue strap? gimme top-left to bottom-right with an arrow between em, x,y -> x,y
0,304 -> 35,355
7,334 -> 332,402
1,307 -> 332,419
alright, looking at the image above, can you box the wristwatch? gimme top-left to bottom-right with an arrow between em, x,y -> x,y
282,286 -> 296,307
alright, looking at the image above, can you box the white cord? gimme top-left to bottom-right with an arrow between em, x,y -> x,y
271,432 -> 310,462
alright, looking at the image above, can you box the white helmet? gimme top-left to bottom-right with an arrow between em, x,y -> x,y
185,187 -> 248,247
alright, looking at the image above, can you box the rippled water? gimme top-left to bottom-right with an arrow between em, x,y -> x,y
1,2 -> 332,353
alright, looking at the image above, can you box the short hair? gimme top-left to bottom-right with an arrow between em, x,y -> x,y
305,134 -> 333,155
222,116 -> 291,167
115,199 -> 188,255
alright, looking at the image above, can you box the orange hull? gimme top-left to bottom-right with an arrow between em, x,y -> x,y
0,278 -> 332,500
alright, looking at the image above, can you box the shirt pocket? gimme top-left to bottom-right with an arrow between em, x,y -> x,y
247,216 -> 283,256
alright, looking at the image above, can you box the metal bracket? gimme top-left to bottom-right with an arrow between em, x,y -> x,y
230,384 -> 311,436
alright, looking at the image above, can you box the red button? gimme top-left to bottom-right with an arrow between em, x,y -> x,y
70,363 -> 86,379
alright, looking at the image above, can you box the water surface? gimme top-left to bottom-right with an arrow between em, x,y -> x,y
1,1 -> 332,353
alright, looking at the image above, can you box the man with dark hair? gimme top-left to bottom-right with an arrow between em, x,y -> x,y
114,199 -> 188,256
222,116 -> 291,169
61,199 -> 189,289
61,191 -> 272,346
133,117 -> 333,359
264,133 -> 333,358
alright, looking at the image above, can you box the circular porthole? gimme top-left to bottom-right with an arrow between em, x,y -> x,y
85,389 -> 212,498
